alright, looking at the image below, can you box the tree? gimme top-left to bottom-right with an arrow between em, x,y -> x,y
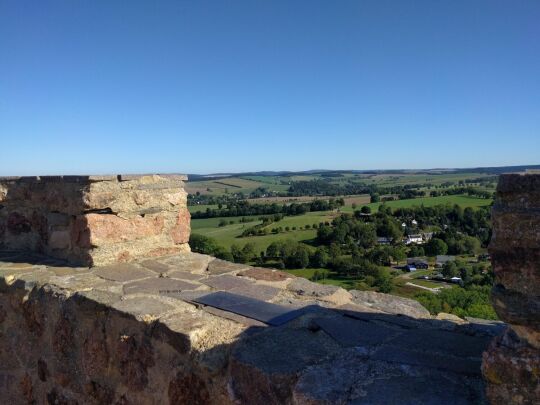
442,261 -> 458,278
361,205 -> 371,214
230,243 -> 257,263
189,233 -> 220,256
408,245 -> 425,258
353,223 -> 377,248
373,268 -> 393,293
241,243 -> 257,263
390,246 -> 407,264
231,244 -> 243,263
463,236 -> 481,255
266,241 -> 282,258
310,247 -> 329,268
425,238 -> 448,256
375,214 -> 402,242
283,243 -> 310,269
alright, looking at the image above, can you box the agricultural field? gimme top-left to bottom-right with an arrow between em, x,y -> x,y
188,204 -> 218,213
185,177 -> 289,196
366,194 -> 492,211
185,169 -> 499,200
191,212 -> 326,252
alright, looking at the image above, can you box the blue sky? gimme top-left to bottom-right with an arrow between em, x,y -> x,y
1,1 -> 539,175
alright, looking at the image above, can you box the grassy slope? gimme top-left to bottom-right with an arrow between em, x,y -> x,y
191,214 -> 320,252
367,194 -> 492,211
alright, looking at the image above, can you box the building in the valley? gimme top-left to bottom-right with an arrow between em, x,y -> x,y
436,255 -> 456,267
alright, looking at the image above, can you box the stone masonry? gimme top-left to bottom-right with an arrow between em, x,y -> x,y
0,175 -> 190,267
3,172 -> 539,404
0,250 -> 503,404
482,173 -> 540,404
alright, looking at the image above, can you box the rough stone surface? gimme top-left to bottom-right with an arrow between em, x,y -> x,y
238,267 -> 294,282
0,174 -> 190,266
350,289 -> 431,318
0,250 -> 499,404
483,173 -> 540,405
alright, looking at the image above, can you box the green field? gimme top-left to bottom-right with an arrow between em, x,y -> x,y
185,177 -> 289,196
367,194 -> 492,211
188,204 -> 218,213
191,214 -> 320,252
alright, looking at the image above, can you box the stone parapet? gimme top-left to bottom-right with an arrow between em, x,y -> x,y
0,174 -> 190,266
0,250 -> 502,404
482,173 -> 540,404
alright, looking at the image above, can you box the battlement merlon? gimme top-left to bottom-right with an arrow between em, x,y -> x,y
0,174 -> 190,266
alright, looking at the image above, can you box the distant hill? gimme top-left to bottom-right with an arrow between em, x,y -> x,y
186,164 -> 540,181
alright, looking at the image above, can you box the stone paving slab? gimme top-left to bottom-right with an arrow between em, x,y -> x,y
350,290 -> 431,318
140,259 -> 171,273
161,253 -> 214,274
385,328 -> 491,358
112,296 -> 177,318
340,310 -> 423,330
237,267 -> 293,282
123,277 -> 200,295
229,283 -> 281,302
287,277 -> 340,297
202,275 -> 254,291
193,291 -> 306,326
202,306 -> 268,327
372,345 -> 482,376
46,266 -> 89,277
167,270 -> 205,281
314,315 -> 401,348
207,259 -> 251,275
94,263 -> 155,282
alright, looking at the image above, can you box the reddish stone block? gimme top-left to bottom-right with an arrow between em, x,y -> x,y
85,213 -> 165,245
170,207 -> 190,244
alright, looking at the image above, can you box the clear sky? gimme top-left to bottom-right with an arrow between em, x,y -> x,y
1,1 -> 539,175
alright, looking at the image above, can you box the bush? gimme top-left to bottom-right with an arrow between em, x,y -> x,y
415,285 -> 497,320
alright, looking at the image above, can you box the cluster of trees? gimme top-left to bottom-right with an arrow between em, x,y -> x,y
189,233 -> 235,262
416,285 -> 496,319
316,207 -> 404,247
287,180 -> 427,199
239,214 -> 284,237
391,204 -> 491,246
188,193 -> 241,206
441,260 -> 493,286
429,186 -> 493,199
191,199 -> 345,219
263,241 -> 395,293
242,222 -> 321,237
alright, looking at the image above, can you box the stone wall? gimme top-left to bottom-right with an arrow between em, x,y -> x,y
482,173 -> 540,404
0,251 -> 501,404
0,175 -> 190,266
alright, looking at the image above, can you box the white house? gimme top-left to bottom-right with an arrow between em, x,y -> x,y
405,234 -> 423,245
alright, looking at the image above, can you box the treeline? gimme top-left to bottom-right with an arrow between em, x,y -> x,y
191,198 -> 345,219
287,179 -> 426,198
429,187 -> 493,199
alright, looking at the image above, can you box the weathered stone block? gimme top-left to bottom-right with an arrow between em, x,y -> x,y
0,174 -> 190,266
484,173 -> 540,404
